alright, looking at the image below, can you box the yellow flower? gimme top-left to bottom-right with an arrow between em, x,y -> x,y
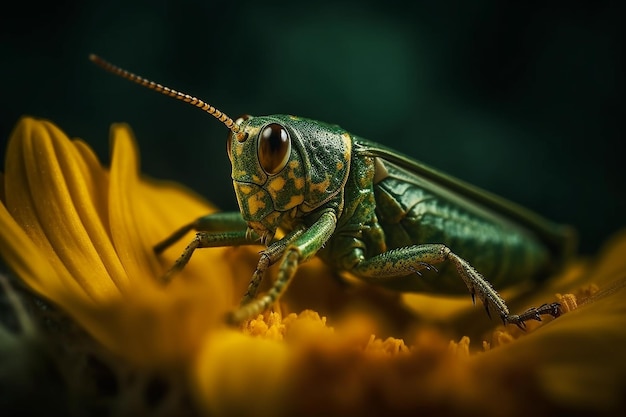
1,117 -> 625,416
0,117 -> 242,368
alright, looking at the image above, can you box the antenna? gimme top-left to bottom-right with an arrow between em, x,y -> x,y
89,54 -> 247,141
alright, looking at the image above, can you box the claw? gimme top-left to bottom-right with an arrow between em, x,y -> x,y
505,302 -> 561,330
503,315 -> 527,330
409,266 -> 423,277
541,302 -> 562,318
418,261 -> 438,273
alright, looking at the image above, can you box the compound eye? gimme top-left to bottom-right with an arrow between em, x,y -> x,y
258,123 -> 291,175
227,114 -> 250,158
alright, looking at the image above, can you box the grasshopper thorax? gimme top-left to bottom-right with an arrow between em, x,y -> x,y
227,114 -> 352,236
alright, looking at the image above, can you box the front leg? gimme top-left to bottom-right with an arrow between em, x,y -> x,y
227,211 -> 337,325
160,229 -> 259,283
351,244 -> 560,329
154,211 -> 249,255
155,212 -> 259,283
240,225 -> 307,305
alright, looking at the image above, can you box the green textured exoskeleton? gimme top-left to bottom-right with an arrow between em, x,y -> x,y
91,55 -> 576,329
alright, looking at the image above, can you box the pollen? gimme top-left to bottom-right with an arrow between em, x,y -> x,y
556,293 -> 578,313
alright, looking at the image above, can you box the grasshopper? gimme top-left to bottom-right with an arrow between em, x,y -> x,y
90,55 -> 576,329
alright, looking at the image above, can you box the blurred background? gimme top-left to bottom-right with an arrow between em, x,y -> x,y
0,0 -> 622,254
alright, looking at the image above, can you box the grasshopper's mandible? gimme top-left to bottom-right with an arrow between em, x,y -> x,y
91,55 -> 576,329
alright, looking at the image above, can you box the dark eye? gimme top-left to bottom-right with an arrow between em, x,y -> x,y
258,123 -> 291,175
227,114 -> 250,158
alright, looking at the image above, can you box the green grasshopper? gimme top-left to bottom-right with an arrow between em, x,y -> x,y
90,55 -> 576,329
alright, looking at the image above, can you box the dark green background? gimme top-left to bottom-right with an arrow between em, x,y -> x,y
0,0 -> 622,254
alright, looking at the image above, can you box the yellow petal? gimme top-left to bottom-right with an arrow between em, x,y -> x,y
4,117 -> 125,300
107,123 -> 162,283
0,172 -> 5,202
1,117 -> 243,367
71,139 -> 111,226
0,197 -> 65,300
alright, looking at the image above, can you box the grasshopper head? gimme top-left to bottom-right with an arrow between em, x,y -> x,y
87,56 -> 352,241
227,114 -> 351,238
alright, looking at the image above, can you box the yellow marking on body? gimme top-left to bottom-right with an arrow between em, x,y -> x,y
268,176 -> 286,193
358,158 -> 374,188
252,174 -> 262,183
232,167 -> 249,179
336,161 -> 344,171
294,177 -> 305,190
235,143 -> 244,157
287,161 -> 305,190
247,191 -> 267,216
263,211 -> 281,227
238,184 -> 253,195
288,195 -> 304,207
341,132 -> 352,161
309,175 -> 332,194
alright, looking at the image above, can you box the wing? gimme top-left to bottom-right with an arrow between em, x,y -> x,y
353,136 -> 576,261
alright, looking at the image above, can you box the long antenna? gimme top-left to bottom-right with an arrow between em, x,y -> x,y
89,54 -> 247,141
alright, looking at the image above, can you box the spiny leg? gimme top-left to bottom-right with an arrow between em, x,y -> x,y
154,211 -> 248,255
154,222 -> 195,255
227,211 -> 338,325
160,230 -> 256,283
351,243 -> 560,328
228,249 -> 300,324
240,226 -> 307,305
